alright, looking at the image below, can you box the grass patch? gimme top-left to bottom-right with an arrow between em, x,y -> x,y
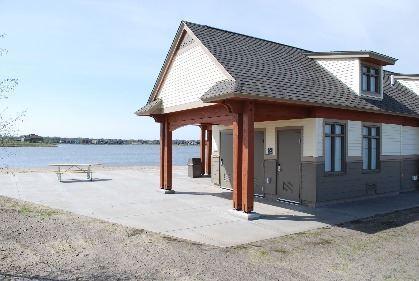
256,249 -> 269,258
127,228 -> 145,238
232,244 -> 249,250
272,247 -> 288,254
18,204 -> 59,219
309,238 -> 333,246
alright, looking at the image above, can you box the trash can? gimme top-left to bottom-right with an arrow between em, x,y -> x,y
188,158 -> 202,178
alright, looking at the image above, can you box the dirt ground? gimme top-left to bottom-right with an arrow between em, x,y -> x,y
0,196 -> 418,281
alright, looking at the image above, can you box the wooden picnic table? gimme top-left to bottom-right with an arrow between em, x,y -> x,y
48,163 -> 101,182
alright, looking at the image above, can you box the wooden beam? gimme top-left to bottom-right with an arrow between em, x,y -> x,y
310,107 -> 419,127
160,120 -> 165,189
232,111 -> 243,210
242,101 -> 255,213
163,118 -> 172,190
200,125 -> 206,175
168,104 -> 233,131
206,128 -> 212,175
254,102 -> 310,122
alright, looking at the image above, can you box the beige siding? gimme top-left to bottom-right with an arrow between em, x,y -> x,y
212,121 -> 418,161
315,58 -> 360,95
211,118 -> 324,158
402,126 -> 419,155
382,124 -> 401,155
157,34 -> 231,109
347,121 -> 362,156
211,125 -> 228,156
398,79 -> 419,95
255,119 -> 323,157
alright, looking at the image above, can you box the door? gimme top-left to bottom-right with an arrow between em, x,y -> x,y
220,131 -> 233,189
276,130 -> 302,202
219,130 -> 265,194
253,131 -> 265,195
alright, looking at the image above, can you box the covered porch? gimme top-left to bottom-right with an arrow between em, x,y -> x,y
155,99 -> 314,214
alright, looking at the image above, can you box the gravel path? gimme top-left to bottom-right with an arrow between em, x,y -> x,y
0,196 -> 418,281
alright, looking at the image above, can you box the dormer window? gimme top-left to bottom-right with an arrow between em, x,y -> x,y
361,65 -> 380,95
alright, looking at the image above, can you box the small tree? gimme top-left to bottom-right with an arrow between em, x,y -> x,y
0,34 -> 20,138
0,34 -> 23,170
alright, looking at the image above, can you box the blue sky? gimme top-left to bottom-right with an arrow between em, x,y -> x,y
1,0 -> 418,139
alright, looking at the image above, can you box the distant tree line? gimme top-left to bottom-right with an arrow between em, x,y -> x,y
2,134 -> 200,146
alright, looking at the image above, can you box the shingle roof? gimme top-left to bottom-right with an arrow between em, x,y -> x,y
139,21 -> 419,118
136,98 -> 162,116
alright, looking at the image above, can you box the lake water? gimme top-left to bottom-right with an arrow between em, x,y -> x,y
0,144 -> 200,168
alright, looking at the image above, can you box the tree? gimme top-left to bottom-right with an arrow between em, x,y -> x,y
0,34 -> 24,171
0,33 -> 21,140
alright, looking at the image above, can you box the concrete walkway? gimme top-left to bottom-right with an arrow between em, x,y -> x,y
0,166 -> 418,247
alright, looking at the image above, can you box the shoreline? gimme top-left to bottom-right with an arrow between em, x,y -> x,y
0,144 -> 57,148
0,165 -> 186,174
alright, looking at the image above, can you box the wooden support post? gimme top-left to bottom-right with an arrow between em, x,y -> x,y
206,127 -> 212,176
160,121 -> 165,189
232,112 -> 243,210
200,125 -> 206,175
164,119 -> 172,190
242,101 -> 254,213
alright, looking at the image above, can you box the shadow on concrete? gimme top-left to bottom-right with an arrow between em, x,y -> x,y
60,178 -> 112,183
174,178 -> 419,234
173,190 -> 232,200
340,207 -> 419,234
259,214 -> 319,221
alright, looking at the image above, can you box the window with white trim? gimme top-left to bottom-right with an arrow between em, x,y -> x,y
362,126 -> 380,170
361,65 -> 380,96
324,123 -> 345,173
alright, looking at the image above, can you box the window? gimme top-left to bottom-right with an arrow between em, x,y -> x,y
361,65 -> 380,94
325,123 -> 345,173
362,126 -> 380,170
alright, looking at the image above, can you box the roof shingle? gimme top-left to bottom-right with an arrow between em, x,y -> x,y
185,22 -> 419,117
138,21 -> 419,118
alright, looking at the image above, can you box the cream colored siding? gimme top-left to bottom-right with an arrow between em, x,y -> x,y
314,118 -> 324,157
398,79 -> 419,95
347,121 -> 362,156
255,119 -> 323,157
315,58 -> 360,95
382,124 -> 402,155
212,121 -> 418,161
157,35 -> 230,109
212,118 -> 324,158
211,125 -> 228,156
402,126 -> 419,155
265,127 -> 276,155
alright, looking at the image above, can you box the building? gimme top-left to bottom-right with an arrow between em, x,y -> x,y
137,21 -> 419,213
23,134 -> 43,143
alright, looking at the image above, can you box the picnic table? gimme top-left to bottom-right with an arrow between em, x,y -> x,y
48,163 -> 101,182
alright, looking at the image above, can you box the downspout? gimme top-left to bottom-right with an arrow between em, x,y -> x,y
400,125 -> 403,191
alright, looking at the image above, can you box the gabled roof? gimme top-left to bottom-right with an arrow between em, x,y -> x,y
139,21 -> 419,118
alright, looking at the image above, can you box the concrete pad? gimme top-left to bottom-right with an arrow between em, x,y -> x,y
228,209 -> 261,220
0,166 -> 418,247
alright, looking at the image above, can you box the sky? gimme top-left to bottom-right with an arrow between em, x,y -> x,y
0,0 -> 418,140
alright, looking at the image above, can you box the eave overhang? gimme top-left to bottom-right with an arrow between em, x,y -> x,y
306,51 -> 397,66
135,98 -> 162,116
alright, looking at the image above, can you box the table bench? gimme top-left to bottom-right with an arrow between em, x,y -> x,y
48,164 -> 101,182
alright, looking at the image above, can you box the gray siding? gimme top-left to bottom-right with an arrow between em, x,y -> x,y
300,162 -> 317,206
315,160 -> 402,203
401,158 -> 419,192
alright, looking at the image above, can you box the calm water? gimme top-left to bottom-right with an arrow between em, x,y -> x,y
0,144 -> 200,168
